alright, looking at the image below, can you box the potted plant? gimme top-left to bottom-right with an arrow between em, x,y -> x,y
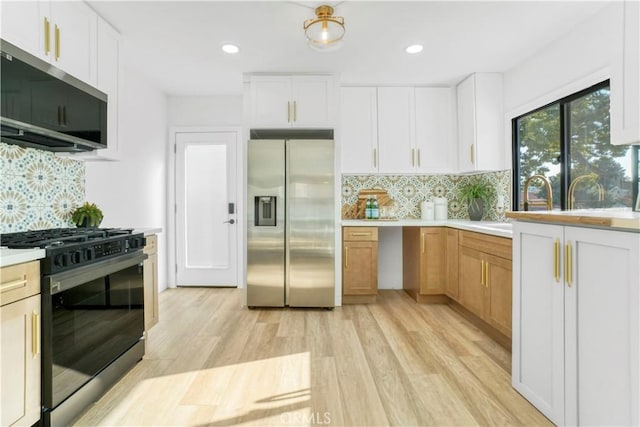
459,179 -> 495,221
72,202 -> 104,228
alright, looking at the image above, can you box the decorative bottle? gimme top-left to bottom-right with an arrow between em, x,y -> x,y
365,197 -> 372,219
372,196 -> 380,219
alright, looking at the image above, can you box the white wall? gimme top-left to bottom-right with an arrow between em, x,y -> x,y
504,2 -> 621,117
168,95 -> 242,126
85,65 -> 169,291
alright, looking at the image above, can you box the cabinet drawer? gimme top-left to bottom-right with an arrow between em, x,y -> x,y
144,234 -> 157,255
343,227 -> 378,241
0,261 -> 40,306
459,230 -> 512,260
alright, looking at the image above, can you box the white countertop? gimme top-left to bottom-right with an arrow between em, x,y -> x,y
341,219 -> 513,238
0,248 -> 46,268
133,227 -> 163,236
507,208 -> 640,232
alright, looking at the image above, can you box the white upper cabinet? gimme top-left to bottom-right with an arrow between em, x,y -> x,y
71,17 -> 121,161
611,0 -> 639,145
1,1 -> 46,60
377,87 -> 416,173
48,1 -> 98,86
456,73 -> 504,172
249,75 -> 334,128
1,0 -> 98,86
415,87 -> 457,173
340,87 -> 378,174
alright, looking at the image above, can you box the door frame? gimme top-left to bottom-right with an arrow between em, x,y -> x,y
168,126 -> 244,289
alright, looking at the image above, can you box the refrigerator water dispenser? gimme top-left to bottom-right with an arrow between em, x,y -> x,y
255,196 -> 276,226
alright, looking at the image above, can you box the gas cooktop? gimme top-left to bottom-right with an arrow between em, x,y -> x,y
1,228 -> 146,274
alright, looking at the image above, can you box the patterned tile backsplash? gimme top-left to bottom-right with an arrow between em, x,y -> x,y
0,143 -> 85,233
342,170 -> 512,221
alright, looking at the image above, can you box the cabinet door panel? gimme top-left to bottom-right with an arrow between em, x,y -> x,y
415,88 -> 456,173
512,222 -> 564,425
483,253 -> 512,338
456,76 -> 475,172
377,87 -> 415,173
420,228 -> 445,294
343,241 -> 377,295
564,227 -> 640,426
292,77 -> 331,128
340,87 -> 378,174
1,1 -> 47,61
445,229 -> 459,301
458,247 -> 484,317
1,295 -> 41,427
250,77 -> 291,127
50,1 -> 97,84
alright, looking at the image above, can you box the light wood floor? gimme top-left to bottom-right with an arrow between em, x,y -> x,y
73,289 -> 550,427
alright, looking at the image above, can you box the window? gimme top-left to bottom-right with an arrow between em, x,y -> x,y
513,80 -> 639,211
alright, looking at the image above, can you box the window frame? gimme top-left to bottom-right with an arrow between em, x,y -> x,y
512,80 -> 639,211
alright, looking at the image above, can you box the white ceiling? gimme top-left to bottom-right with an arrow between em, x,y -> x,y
87,0 -> 611,96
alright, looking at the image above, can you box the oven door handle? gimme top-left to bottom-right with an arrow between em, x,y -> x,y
45,251 -> 148,295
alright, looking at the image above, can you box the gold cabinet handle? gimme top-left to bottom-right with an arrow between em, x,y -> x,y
0,276 -> 27,293
373,148 -> 377,168
287,101 -> 291,123
345,247 -> 349,269
54,24 -> 60,60
44,17 -> 51,55
554,238 -> 560,282
293,100 -> 297,122
32,311 -> 40,357
485,263 -> 490,287
421,232 -> 425,254
350,232 -> 371,237
481,260 -> 485,286
565,242 -> 572,286
470,144 -> 475,165
412,148 -> 415,167
417,149 -> 421,167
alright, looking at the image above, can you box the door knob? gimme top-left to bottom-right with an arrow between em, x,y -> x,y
223,219 -> 235,224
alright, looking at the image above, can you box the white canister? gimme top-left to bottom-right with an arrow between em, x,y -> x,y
421,201 -> 435,220
434,197 -> 448,220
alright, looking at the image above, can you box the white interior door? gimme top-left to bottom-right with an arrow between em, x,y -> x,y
176,131 -> 237,286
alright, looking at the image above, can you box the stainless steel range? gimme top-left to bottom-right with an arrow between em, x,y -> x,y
1,228 -> 147,427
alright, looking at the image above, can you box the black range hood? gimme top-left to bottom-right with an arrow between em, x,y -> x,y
1,40 -> 107,152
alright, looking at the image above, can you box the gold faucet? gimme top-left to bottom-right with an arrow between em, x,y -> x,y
522,174 -> 553,211
568,174 -> 605,209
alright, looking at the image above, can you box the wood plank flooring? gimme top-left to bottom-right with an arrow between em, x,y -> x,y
73,289 -> 550,426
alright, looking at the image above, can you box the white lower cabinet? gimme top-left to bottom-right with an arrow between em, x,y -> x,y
513,221 -> 640,425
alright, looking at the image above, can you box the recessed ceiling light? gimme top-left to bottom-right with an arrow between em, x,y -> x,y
222,44 -> 239,54
405,44 -> 423,54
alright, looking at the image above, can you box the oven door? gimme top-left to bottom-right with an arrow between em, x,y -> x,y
41,250 -> 147,410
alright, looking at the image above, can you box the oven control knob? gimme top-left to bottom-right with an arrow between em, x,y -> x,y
54,253 -> 65,267
85,248 -> 95,261
56,253 -> 70,267
72,250 -> 82,264
130,237 -> 143,249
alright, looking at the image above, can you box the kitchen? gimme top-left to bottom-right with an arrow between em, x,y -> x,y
1,1 -> 639,426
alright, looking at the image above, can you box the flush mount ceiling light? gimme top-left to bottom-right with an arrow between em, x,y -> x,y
303,5 -> 345,52
405,44 -> 424,54
221,44 -> 239,54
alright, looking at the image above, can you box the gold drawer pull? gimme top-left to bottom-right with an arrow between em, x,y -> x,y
565,241 -> 573,286
44,17 -> 51,55
345,247 -> 349,269
0,277 -> 27,293
32,311 -> 40,357
553,238 -> 560,282
350,232 -> 371,237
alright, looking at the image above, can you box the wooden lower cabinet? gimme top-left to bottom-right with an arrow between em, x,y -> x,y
445,229 -> 459,301
457,231 -> 512,340
342,227 -> 378,303
402,227 -> 447,303
144,234 -> 159,331
1,262 -> 41,427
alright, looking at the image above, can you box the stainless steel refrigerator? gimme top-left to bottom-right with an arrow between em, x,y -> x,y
247,138 -> 335,307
